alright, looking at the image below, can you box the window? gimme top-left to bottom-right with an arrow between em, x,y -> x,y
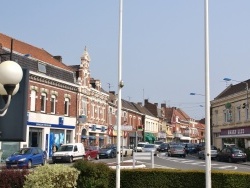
51,95 -> 56,114
41,93 -> 47,113
64,98 -> 70,116
236,107 -> 241,122
81,98 -> 87,115
38,62 -> 46,73
30,90 -> 36,112
223,109 -> 232,123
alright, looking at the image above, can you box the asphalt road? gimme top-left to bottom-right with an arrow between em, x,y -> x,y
92,152 -> 250,173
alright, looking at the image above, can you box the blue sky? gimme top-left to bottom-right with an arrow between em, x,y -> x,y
2,1 -> 250,120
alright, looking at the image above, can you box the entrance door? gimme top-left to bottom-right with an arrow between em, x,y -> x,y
29,128 -> 43,148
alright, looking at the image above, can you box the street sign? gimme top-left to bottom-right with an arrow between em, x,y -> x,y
113,125 -> 133,131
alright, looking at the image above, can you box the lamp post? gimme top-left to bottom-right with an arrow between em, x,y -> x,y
223,77 -> 249,107
204,0 -> 211,188
0,62 -> 23,116
116,0 -> 123,188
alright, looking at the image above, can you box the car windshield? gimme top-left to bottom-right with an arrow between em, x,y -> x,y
58,145 -> 73,151
15,148 -> 32,155
144,144 -> 154,148
154,141 -> 163,145
231,148 -> 242,153
137,144 -> 145,147
101,145 -> 114,149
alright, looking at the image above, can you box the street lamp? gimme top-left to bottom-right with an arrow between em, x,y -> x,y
0,60 -> 23,116
116,0 -> 123,188
190,92 -> 205,96
204,0 -> 211,188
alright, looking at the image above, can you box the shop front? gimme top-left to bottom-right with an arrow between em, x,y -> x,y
219,126 -> 250,148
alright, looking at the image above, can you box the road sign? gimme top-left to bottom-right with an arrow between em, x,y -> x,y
113,125 -> 133,131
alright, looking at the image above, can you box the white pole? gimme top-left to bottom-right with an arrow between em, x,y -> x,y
204,0 -> 211,188
116,0 -> 123,188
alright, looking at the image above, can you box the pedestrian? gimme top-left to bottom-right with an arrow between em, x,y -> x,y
52,144 -> 57,153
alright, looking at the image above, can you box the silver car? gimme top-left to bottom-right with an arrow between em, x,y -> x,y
142,144 -> 157,156
168,145 -> 186,158
198,146 -> 218,160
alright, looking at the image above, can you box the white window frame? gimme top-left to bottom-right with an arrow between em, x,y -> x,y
41,93 -> 47,113
51,94 -> 56,114
30,90 -> 36,112
64,98 -> 70,116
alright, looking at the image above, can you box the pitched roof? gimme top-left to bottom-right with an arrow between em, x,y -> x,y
0,33 -> 73,71
215,79 -> 250,99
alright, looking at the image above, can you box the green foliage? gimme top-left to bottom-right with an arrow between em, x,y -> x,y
0,168 -> 29,188
23,164 -> 80,188
73,160 -> 111,188
108,169 -> 250,188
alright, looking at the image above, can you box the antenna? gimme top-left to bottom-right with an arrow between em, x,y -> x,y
107,83 -> 113,92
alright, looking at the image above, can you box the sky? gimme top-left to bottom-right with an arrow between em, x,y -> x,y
2,1 -> 250,120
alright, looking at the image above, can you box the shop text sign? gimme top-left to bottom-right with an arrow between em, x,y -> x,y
221,127 -> 250,136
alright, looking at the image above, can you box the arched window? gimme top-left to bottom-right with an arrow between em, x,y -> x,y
51,94 -> 56,114
64,98 -> 70,116
41,93 -> 47,113
30,90 -> 36,112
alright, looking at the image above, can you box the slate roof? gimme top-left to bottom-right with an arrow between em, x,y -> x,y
131,102 -> 155,117
214,79 -> 250,100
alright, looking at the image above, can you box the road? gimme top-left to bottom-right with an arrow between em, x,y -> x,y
92,152 -> 250,173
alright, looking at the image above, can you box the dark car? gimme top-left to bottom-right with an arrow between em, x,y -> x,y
5,147 -> 47,169
158,143 -> 170,152
217,147 -> 247,163
99,144 -> 117,158
85,146 -> 100,160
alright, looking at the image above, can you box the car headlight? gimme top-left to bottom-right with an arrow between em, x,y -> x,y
19,158 -> 27,162
5,158 -> 9,162
106,150 -> 112,154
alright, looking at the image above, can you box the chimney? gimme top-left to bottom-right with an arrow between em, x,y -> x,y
53,55 -> 62,62
137,102 -> 142,106
144,99 -> 149,104
161,103 -> 166,108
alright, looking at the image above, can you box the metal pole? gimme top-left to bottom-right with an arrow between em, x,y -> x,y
116,0 -> 123,187
204,0 -> 211,188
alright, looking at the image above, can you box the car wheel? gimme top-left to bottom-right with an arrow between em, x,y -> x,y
87,155 -> 91,161
183,154 -> 186,158
216,156 -> 220,162
27,160 -> 32,169
95,154 -> 99,160
228,157 -> 232,163
131,151 -> 133,156
69,156 -> 73,163
42,158 -> 46,166
243,159 -> 246,162
124,151 -> 127,157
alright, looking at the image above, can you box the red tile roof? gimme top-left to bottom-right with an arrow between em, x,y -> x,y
0,33 -> 73,71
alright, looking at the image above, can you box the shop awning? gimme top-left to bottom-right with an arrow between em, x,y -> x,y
145,133 -> 156,142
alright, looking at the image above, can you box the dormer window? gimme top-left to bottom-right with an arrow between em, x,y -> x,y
38,62 -> 46,73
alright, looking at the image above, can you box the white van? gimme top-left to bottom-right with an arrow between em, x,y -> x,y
52,143 -> 85,163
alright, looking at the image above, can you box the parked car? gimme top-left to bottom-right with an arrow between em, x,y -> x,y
158,143 -> 170,152
120,146 -> 133,157
184,143 -> 198,154
134,142 -> 149,152
85,146 -> 100,160
198,146 -> 218,160
142,144 -> 158,156
154,140 -> 164,150
52,143 -> 85,163
168,145 -> 186,158
216,147 -> 247,163
5,147 -> 47,169
99,144 -> 117,158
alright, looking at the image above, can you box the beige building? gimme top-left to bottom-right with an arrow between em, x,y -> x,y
211,79 -> 250,149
